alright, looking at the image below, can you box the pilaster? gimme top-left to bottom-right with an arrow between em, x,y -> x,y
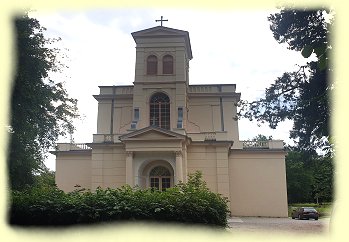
216,147 -> 230,201
91,149 -> 103,190
175,151 -> 183,184
126,151 -> 134,186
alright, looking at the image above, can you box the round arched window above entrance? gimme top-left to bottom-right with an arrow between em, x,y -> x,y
149,166 -> 172,191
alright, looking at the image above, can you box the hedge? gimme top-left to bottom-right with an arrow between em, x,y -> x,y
9,172 -> 230,227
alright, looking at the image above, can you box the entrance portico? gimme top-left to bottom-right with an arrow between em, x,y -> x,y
119,126 -> 189,188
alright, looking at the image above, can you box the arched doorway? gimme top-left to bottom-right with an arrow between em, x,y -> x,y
149,166 -> 172,191
139,160 -> 174,190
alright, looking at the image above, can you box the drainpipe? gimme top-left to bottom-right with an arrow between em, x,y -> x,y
110,85 -> 116,134
219,85 -> 224,131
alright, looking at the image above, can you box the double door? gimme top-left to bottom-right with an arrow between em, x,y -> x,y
150,176 -> 171,191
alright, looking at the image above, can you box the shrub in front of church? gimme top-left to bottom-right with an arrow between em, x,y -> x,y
9,171 -> 230,227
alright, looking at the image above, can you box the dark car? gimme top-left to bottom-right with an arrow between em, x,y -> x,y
292,207 -> 319,220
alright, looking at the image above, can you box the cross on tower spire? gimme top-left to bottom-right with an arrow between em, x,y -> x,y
155,16 -> 168,26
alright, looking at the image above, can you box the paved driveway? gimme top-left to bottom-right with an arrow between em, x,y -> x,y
228,217 -> 330,234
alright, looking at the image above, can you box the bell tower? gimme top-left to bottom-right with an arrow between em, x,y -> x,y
130,22 -> 193,131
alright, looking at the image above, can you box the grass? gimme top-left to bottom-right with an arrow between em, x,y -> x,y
288,203 -> 332,218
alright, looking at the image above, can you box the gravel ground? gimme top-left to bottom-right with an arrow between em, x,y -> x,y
228,216 -> 330,234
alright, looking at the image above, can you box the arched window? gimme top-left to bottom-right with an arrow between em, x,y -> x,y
149,166 -> 171,191
150,166 -> 171,176
147,55 -> 158,75
162,55 -> 173,74
150,93 -> 170,130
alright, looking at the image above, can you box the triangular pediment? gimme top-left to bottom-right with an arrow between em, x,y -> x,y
132,26 -> 188,38
119,126 -> 187,141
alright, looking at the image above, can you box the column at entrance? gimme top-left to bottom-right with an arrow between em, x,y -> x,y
175,151 -> 183,184
126,151 -> 134,186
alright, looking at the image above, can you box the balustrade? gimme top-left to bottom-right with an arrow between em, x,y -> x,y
242,140 -> 269,149
204,132 -> 216,141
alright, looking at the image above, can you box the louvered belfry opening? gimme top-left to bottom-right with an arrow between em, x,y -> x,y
147,55 -> 158,75
150,92 -> 170,130
162,55 -> 173,74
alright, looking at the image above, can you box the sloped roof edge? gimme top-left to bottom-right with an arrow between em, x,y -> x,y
131,26 -> 192,60
119,126 -> 188,140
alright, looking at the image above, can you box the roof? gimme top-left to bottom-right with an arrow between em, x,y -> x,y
131,26 -> 193,60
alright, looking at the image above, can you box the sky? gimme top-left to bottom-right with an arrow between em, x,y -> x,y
29,8 -> 311,171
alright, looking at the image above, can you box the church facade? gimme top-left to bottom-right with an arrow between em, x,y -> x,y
53,25 -> 288,217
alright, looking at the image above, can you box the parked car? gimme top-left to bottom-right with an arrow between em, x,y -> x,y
292,207 -> 319,220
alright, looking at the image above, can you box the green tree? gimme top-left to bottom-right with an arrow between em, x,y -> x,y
251,134 -> 273,141
312,155 -> 334,203
285,150 -> 334,203
8,13 -> 78,190
238,8 -> 333,154
285,151 -> 314,203
34,168 -> 56,188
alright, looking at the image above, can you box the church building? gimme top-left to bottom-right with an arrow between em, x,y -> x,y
53,22 -> 288,217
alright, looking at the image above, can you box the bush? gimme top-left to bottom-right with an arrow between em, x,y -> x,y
9,171 -> 229,227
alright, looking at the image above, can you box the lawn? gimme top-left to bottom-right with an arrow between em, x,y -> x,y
288,203 -> 332,218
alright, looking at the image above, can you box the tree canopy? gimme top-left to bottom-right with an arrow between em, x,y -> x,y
8,13 -> 78,190
285,150 -> 334,203
251,134 -> 273,141
238,8 -> 333,155
239,8 -> 335,203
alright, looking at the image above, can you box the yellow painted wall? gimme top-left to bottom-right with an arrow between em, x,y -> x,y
187,145 -> 218,192
91,147 -> 126,190
229,151 -> 288,217
55,152 -> 91,192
